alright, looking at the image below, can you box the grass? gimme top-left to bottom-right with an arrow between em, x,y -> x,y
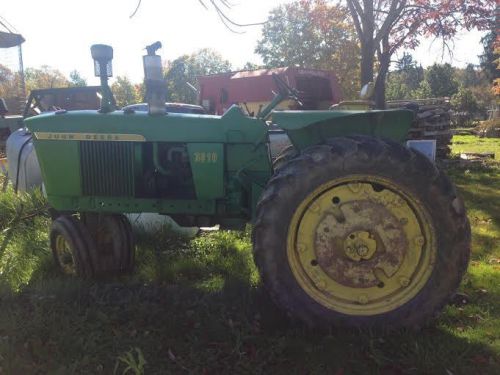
0,135 -> 499,374
451,135 -> 499,160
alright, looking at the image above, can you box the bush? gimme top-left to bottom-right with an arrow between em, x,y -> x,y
0,180 -> 50,291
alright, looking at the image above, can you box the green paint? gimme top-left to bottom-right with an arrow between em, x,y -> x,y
26,103 -> 413,222
187,143 -> 224,199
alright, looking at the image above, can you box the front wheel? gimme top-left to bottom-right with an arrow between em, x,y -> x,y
252,136 -> 470,329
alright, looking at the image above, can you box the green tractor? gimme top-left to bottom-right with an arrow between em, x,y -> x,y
25,43 -> 470,329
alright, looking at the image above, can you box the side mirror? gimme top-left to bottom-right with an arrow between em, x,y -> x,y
360,82 -> 375,100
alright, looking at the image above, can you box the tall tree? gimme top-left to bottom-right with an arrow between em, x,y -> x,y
386,53 -> 423,100
256,0 -> 360,99
111,76 -> 140,108
165,49 -> 232,104
346,0 -> 495,108
480,31 -> 499,83
424,63 -> 459,98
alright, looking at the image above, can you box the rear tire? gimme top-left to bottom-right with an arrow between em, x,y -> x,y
273,144 -> 298,172
253,136 -> 470,330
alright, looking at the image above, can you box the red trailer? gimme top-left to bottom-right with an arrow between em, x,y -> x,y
198,67 -> 341,115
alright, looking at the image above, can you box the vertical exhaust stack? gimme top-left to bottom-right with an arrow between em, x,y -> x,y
90,44 -> 115,113
143,41 -> 167,115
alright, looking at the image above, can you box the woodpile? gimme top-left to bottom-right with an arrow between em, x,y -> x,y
387,98 -> 452,158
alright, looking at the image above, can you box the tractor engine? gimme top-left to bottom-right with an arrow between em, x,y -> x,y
139,142 -> 196,199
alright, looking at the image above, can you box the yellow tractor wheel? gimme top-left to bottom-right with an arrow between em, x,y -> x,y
50,215 -> 95,277
253,136 -> 470,329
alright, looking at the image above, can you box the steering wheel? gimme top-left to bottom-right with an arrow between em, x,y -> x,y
272,73 -> 302,105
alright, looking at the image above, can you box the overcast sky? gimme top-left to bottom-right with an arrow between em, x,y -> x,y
2,0 -> 486,84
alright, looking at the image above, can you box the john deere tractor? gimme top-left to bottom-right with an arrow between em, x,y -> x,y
25,43 -> 470,329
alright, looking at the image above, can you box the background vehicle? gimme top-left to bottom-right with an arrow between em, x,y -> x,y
25,43 -> 470,330
198,67 -> 341,115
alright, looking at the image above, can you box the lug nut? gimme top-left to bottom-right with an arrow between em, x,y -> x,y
357,246 -> 369,257
358,295 -> 369,304
316,279 -> 327,290
399,276 -> 410,287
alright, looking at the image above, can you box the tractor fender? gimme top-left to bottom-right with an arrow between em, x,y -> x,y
272,109 -> 414,151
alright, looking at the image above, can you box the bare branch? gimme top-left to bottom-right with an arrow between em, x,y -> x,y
129,0 -> 142,18
346,0 -> 364,39
374,0 -> 406,45
197,0 -> 209,9
208,0 -> 266,28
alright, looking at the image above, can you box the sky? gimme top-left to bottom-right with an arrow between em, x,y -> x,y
1,0 -> 487,84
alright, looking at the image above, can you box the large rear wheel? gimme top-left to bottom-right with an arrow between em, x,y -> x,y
253,136 -> 470,329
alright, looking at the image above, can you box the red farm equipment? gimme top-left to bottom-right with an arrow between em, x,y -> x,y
198,67 -> 341,115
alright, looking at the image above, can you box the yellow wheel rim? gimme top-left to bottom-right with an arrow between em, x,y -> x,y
287,175 -> 436,316
55,234 -> 76,275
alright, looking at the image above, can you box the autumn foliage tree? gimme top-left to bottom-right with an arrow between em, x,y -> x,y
346,0 -> 496,108
24,66 -> 69,93
256,0 -> 360,99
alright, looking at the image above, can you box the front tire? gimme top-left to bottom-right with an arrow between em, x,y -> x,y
82,213 -> 135,276
253,136 -> 470,329
50,215 -> 95,277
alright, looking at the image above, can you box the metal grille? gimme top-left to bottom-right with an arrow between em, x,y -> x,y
80,141 -> 134,196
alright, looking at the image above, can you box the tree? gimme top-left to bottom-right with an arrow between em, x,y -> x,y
69,70 -> 87,87
425,63 -> 459,98
165,49 -> 232,104
0,64 -> 24,113
241,62 -> 263,71
451,86 -> 479,126
256,0 -> 360,99
111,76 -> 140,108
480,31 -> 499,83
461,64 -> 479,87
24,66 -> 69,93
386,53 -> 424,100
346,0 -> 495,108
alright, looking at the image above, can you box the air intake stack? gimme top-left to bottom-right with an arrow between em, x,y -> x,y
91,44 -> 115,113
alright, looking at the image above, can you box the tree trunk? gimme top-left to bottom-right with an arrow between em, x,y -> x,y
374,35 -> 392,109
360,0 -> 375,87
360,41 -> 375,87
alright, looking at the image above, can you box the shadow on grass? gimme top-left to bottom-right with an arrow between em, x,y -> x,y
1,230 -> 499,375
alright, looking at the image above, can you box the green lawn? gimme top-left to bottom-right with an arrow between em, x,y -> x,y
0,135 -> 499,374
451,135 -> 499,160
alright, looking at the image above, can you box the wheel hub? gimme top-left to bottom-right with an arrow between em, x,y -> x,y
343,230 -> 377,261
55,234 -> 76,275
287,176 -> 436,316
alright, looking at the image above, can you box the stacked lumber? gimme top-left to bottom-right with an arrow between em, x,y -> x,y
387,98 -> 452,158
